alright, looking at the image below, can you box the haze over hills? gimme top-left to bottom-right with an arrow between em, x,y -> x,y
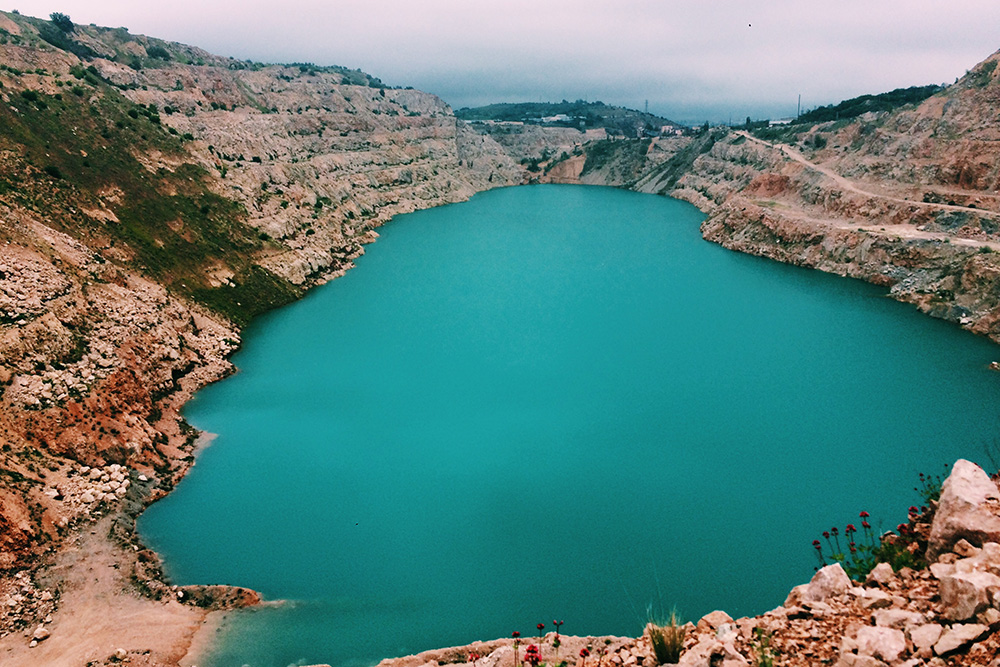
1,9 -> 1000,666
457,100 -> 683,137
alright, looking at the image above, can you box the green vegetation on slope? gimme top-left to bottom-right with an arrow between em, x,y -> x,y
456,100 -> 679,137
0,28 -> 298,323
580,138 -> 651,185
794,84 -> 944,125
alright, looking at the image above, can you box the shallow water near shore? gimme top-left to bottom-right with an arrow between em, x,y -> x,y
140,184 -> 1000,667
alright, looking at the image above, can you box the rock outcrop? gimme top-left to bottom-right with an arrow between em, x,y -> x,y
3,10 -> 1000,667
927,459 -> 1000,561
0,9 -> 521,579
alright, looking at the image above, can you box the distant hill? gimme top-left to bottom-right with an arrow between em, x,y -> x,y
456,100 -> 682,138
795,84 -> 944,125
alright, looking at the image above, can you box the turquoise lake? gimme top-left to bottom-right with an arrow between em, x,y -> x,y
139,184 -> 1000,667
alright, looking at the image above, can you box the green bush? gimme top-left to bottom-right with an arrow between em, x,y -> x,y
146,45 -> 170,60
50,12 -> 74,32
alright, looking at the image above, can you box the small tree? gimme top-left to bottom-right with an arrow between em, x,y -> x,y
50,12 -> 74,32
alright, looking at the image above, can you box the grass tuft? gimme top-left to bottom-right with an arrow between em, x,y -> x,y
646,610 -> 685,665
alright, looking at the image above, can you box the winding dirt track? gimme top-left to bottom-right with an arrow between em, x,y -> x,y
733,130 -> 1000,251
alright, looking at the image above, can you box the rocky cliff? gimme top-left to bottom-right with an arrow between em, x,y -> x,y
0,10 -> 521,583
2,10 -> 1000,666
616,50 -> 1000,344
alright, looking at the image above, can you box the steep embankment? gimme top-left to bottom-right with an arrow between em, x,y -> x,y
0,12 -> 521,659
586,50 -> 1000,346
3,9 -> 1000,666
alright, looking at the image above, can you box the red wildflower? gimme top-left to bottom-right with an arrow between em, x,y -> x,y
813,540 -> 821,549
846,524 -> 856,533
513,632 -> 521,639
862,520 -> 871,529
908,506 -> 919,514
897,523 -> 909,534
580,649 -> 591,658
831,527 -> 839,536
537,623 -> 545,633
823,531 -> 830,539
859,511 -> 870,518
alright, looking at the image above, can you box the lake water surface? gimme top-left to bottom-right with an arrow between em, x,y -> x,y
139,185 -> 1000,667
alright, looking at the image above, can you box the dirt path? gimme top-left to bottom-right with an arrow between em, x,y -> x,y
734,131 -> 1000,251
735,130 -> 1000,218
0,519 -> 211,667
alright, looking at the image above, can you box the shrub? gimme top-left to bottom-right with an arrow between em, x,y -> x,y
146,45 -> 170,60
50,12 -> 74,32
42,165 -> 63,179
647,611 -> 685,665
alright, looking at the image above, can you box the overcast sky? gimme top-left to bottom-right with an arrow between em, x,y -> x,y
8,1 -> 1000,123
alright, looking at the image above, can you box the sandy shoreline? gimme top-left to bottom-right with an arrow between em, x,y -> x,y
0,516 -> 215,666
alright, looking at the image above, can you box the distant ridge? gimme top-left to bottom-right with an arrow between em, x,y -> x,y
456,100 -> 682,138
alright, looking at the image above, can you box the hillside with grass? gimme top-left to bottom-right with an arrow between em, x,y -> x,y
457,100 -> 682,138
0,7 -> 521,586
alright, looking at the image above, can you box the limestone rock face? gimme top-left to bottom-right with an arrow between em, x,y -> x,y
696,610 -> 734,633
865,562 -> 896,588
933,623 -> 990,656
909,623 -> 943,650
677,638 -> 747,667
854,626 -> 906,663
937,570 -> 1000,620
927,459 -> 1000,561
786,563 -> 852,605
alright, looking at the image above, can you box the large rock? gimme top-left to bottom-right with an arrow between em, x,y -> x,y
872,609 -> 924,630
865,562 -> 896,588
696,610 -> 734,633
677,639 -> 747,667
927,459 -> 1000,562
785,563 -> 852,605
855,626 -> 906,663
908,623 -> 943,650
938,570 -> 1000,621
933,623 -> 990,656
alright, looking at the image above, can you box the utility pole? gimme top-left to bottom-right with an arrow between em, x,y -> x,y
797,94 -> 801,118
645,99 -> 648,114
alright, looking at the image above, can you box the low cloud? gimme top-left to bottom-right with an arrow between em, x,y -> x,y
12,0 -> 1000,122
